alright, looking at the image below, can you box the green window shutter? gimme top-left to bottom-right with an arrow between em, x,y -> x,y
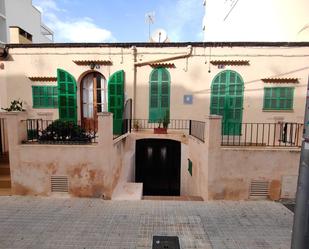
57,69 -> 77,123
210,70 -> 244,135
263,87 -> 294,110
108,70 -> 124,135
149,68 -> 170,122
32,86 -> 58,108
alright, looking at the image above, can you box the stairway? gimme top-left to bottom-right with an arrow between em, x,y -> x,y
0,154 -> 11,196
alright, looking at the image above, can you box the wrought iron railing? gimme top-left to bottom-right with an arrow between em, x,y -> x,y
131,119 -> 190,131
0,118 -> 7,154
221,122 -> 303,147
113,119 -> 131,140
24,119 -> 98,144
189,120 -> 206,142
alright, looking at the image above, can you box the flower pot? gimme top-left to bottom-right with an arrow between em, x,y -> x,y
154,127 -> 167,134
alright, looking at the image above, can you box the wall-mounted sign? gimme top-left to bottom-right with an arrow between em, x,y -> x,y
184,95 -> 193,104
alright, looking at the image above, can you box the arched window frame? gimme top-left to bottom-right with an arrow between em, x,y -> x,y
149,67 -> 171,123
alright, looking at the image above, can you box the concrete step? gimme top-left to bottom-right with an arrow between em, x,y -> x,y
112,183 -> 143,200
0,167 -> 10,175
0,175 -> 11,188
0,188 -> 11,196
143,196 -> 204,201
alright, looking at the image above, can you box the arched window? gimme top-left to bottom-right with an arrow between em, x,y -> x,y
149,68 -> 170,122
81,72 -> 107,131
210,70 -> 244,135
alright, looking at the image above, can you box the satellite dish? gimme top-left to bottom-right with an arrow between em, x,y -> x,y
151,29 -> 168,43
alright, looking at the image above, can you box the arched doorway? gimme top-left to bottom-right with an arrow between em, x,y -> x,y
80,72 -> 107,131
210,70 -> 244,135
135,139 -> 181,196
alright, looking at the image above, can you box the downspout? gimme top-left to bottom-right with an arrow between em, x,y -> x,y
134,45 -> 193,67
131,46 -> 137,119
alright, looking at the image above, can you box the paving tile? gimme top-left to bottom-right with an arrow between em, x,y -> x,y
0,197 -> 293,249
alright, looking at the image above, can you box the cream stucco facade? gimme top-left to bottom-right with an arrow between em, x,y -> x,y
0,42 -> 308,200
1,42 -> 308,123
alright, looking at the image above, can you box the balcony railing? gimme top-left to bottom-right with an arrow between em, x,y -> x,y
131,119 -> 190,131
24,119 -> 98,144
189,120 -> 205,142
221,122 -> 303,147
113,119 -> 131,140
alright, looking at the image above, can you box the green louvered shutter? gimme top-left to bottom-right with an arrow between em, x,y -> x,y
210,70 -> 244,135
149,68 -> 170,122
108,70 -> 124,135
57,69 -> 77,123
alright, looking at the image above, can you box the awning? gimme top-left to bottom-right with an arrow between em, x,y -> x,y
28,76 -> 57,82
261,78 -> 299,83
210,60 -> 250,66
73,60 -> 112,66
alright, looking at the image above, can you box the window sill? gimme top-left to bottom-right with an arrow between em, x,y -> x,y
262,109 -> 294,113
33,107 -> 57,109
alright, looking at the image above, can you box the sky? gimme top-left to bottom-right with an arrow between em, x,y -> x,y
33,0 -> 205,43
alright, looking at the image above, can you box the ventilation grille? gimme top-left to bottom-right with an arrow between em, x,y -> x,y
51,176 -> 69,193
249,180 -> 269,199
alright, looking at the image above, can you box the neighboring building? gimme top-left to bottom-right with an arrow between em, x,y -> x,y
203,0 -> 309,42
0,42 -> 308,200
0,0 -> 53,44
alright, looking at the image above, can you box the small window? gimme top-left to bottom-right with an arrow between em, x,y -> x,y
32,86 -> 58,108
263,87 -> 294,110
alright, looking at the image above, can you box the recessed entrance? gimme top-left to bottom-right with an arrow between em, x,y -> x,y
135,139 -> 181,196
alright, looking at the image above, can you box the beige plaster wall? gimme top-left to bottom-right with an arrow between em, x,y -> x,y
206,115 -> 301,200
1,45 -> 308,124
4,112 -> 128,199
208,147 -> 300,200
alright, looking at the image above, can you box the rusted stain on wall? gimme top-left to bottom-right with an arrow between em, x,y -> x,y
68,163 -> 108,198
209,178 -> 248,200
269,179 -> 281,200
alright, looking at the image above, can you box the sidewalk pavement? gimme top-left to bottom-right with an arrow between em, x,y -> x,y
0,197 -> 293,249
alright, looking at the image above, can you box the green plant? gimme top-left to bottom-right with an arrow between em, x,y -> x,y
38,120 -> 93,143
2,99 -> 25,111
162,110 -> 170,129
133,120 -> 140,130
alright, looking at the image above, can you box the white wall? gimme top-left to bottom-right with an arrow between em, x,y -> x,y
2,0 -> 52,43
203,0 -> 309,42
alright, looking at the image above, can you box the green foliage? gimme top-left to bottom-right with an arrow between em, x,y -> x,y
162,110 -> 170,129
38,120 -> 92,143
2,99 -> 25,111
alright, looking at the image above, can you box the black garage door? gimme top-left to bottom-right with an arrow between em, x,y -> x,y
135,139 -> 181,196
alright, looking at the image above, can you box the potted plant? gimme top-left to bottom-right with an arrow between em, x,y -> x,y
133,120 -> 140,131
1,99 -> 25,112
154,111 -> 169,134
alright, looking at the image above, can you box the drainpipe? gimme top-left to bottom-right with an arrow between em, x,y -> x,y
131,46 -> 137,119
134,45 -> 193,67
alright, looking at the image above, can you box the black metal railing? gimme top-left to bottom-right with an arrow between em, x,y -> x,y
189,120 -> 206,142
113,119 -> 131,140
0,118 -> 6,154
131,119 -> 190,131
24,119 -> 98,144
221,122 -> 303,147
